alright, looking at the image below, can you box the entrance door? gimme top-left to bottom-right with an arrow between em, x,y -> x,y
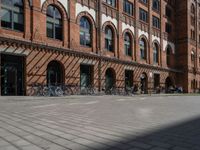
125,70 -> 133,89
1,54 -> 25,96
105,68 -> 115,91
154,74 -> 160,93
3,66 -> 18,95
80,65 -> 93,89
140,73 -> 148,94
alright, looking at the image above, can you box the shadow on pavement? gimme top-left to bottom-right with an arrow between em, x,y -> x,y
96,116 -> 200,150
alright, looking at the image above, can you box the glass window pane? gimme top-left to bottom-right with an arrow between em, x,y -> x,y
1,8 -> 12,29
1,0 -> 12,5
80,31 -> 85,45
13,0 -> 23,7
14,12 -> 24,31
47,5 -> 54,17
55,7 -> 61,19
47,22 -> 54,38
55,24 -> 62,40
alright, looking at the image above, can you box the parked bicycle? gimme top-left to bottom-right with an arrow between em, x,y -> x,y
43,85 -> 64,97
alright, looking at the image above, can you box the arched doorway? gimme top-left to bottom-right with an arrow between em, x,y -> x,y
140,73 -> 148,94
105,68 -> 116,91
165,77 -> 174,93
47,61 -> 64,86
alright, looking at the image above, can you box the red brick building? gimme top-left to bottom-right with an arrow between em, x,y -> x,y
0,0 -> 199,96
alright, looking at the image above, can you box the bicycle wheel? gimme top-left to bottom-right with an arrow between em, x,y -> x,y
43,87 -> 50,96
55,87 -> 64,96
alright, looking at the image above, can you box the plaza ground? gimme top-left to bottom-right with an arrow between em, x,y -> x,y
0,95 -> 200,150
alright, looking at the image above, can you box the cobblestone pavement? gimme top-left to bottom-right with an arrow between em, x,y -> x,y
0,95 -> 200,150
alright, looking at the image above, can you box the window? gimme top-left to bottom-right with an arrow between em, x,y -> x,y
46,5 -> 62,40
153,43 -> 159,64
191,29 -> 195,40
139,8 -> 148,23
166,46 -> 171,66
1,0 -> 24,32
80,17 -> 91,47
124,33 -> 132,56
105,26 -> 114,52
152,16 -> 160,29
140,38 -> 147,60
123,0 -> 133,16
140,0 -> 148,4
105,0 -> 116,7
165,23 -> 172,33
191,50 -> 195,62
152,0 -> 159,11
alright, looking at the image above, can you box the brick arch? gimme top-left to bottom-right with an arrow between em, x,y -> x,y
76,11 -> 97,28
165,44 -> 173,53
152,40 -> 160,48
139,35 -> 149,44
102,21 -> 118,35
41,0 -> 68,20
122,29 -> 135,42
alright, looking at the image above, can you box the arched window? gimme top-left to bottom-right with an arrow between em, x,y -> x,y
140,38 -> 147,60
166,46 -> 171,66
1,0 -> 24,31
46,5 -> 62,40
80,17 -> 91,47
191,50 -> 195,62
105,26 -> 114,52
152,0 -> 159,11
124,33 -> 132,56
153,43 -> 159,64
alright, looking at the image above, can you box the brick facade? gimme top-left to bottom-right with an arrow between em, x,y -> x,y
0,0 -> 199,95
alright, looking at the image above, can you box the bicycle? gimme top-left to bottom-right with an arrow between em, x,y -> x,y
43,85 -> 64,97
28,83 -> 44,96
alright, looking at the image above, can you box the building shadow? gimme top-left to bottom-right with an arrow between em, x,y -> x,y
93,116 -> 200,150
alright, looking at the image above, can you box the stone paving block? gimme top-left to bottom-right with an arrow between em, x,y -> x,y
0,140 -> 11,147
65,143 -> 92,150
12,139 -> 31,147
129,141 -> 153,149
148,141 -> 172,148
0,145 -> 19,150
172,146 -> 189,150
40,144 -> 69,150
150,147 -> 168,150
21,145 -> 44,150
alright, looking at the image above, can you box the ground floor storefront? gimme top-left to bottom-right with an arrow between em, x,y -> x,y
0,43 -> 180,96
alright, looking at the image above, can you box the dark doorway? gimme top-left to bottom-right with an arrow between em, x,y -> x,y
1,54 -> 25,96
47,61 -> 64,86
165,77 -> 174,93
154,74 -> 160,89
140,73 -> 148,94
154,74 -> 160,93
125,70 -> 133,89
80,64 -> 93,89
105,68 -> 116,91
